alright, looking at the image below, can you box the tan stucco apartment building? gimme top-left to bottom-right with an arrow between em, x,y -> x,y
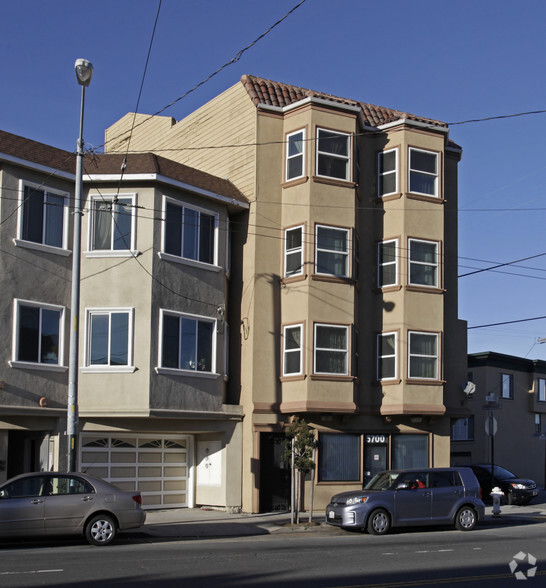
106,75 -> 468,512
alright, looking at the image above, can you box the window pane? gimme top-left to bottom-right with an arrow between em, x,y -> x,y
162,314 -> 180,368
285,327 -> 301,351
199,213 -> 215,264
287,132 -> 304,180
288,157 -> 303,179
17,305 -> 40,362
165,202 -> 182,256
318,131 -> 348,156
197,321 -> 213,371
93,203 -> 112,250
409,333 -> 437,379
316,226 -> 348,276
380,173 -> 396,195
90,315 -> 109,365
392,434 -> 428,469
318,434 -> 360,481
288,132 -> 303,157
411,150 -> 436,174
44,194 -> 64,248
410,263 -> 437,286
317,130 -> 349,180
285,227 -> 303,276
22,188 -> 44,243
110,313 -> 129,365
284,326 -> 302,376
183,208 -> 199,261
41,308 -> 60,364
379,150 -> 396,174
180,318 -> 197,370
411,241 -> 436,263
113,199 -> 132,250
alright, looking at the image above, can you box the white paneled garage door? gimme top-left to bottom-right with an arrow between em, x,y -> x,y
80,433 -> 192,509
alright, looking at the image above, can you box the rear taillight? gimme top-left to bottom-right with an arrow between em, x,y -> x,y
132,494 -> 142,505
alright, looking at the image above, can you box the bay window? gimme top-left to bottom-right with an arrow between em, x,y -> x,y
314,323 -> 349,375
315,225 -> 350,277
316,128 -> 350,181
408,238 -> 439,287
409,147 -> 438,197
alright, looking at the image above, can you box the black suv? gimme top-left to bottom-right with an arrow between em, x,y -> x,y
468,464 -> 538,505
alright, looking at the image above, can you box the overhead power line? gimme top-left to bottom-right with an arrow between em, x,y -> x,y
468,316 -> 546,330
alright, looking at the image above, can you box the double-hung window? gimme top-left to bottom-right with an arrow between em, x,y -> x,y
160,310 -> 215,373
89,195 -> 136,253
501,373 -> 513,399
377,332 -> 397,380
408,331 -> 438,380
378,149 -> 398,197
18,183 -> 69,250
409,148 -> 438,197
378,240 -> 398,287
316,128 -> 350,181
286,130 -> 305,181
163,198 -> 217,266
408,239 -> 439,287
86,309 -> 133,370
315,225 -> 350,277
283,324 -> 303,376
538,378 -> 546,402
12,299 -> 64,368
284,226 -> 304,278
314,324 -> 349,375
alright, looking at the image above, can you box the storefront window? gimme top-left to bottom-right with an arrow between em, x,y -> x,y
391,434 -> 428,469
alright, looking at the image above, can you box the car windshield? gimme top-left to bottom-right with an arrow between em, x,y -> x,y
480,465 -> 517,479
364,471 -> 399,490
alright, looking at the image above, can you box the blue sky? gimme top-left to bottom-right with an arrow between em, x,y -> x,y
2,0 -> 545,360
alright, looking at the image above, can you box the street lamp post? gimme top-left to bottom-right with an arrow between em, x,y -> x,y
67,59 -> 93,472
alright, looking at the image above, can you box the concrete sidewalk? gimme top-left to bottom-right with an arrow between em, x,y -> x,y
135,490 -> 546,540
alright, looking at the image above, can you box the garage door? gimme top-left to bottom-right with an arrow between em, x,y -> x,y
80,434 -> 191,508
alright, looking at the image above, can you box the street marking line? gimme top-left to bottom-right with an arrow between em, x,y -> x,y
0,569 -> 63,576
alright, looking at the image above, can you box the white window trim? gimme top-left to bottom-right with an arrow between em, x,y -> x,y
86,193 -> 139,256
15,180 -> 71,254
408,238 -> 439,288
284,225 -> 304,278
501,373 -> 513,399
408,331 -> 439,380
157,308 -> 218,376
378,239 -> 399,288
10,298 -> 66,370
313,323 -> 349,376
378,148 -> 398,197
377,332 -> 397,381
315,128 -> 351,181
84,307 -> 134,371
408,147 -> 439,197
286,129 -> 306,182
160,195 -> 220,268
283,323 -> 304,377
314,224 -> 350,277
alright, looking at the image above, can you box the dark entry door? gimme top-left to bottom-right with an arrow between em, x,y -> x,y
259,433 -> 290,512
364,443 -> 388,485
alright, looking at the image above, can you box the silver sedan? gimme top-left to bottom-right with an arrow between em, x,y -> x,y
0,472 -> 146,545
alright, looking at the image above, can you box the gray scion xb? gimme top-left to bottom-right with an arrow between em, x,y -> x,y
325,467 -> 485,535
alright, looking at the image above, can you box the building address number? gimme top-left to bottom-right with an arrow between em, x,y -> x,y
366,435 -> 387,444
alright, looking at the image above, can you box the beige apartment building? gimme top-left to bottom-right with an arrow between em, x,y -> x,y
107,75 -> 468,513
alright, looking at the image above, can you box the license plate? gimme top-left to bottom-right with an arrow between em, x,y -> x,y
532,490 -> 538,496
328,510 -> 334,519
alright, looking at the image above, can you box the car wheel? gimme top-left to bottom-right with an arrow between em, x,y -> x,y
367,509 -> 391,535
454,506 -> 477,531
84,514 -> 117,546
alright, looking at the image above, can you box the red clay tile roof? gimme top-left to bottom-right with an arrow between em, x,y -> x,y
241,74 -> 448,129
0,129 -> 247,206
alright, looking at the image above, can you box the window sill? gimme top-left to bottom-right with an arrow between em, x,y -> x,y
9,361 -> 68,373
155,367 -> 220,379
157,251 -> 222,272
377,378 -> 402,386
405,378 -> 445,385
312,175 -> 356,188
280,374 -> 306,382
282,176 -> 309,189
407,193 -> 444,203
13,238 -> 71,257
310,374 -> 354,382
376,193 -> 403,202
85,250 -> 140,258
376,285 -> 402,293
406,285 -> 445,294
81,366 -> 136,374
311,274 -> 353,285
281,274 -> 307,285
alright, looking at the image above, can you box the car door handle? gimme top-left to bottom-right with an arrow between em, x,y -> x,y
81,496 -> 94,502
31,499 -> 44,504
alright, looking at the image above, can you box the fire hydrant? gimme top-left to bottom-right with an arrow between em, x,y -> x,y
490,486 -> 504,516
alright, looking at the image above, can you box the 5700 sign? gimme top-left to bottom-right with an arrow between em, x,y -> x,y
366,435 -> 387,444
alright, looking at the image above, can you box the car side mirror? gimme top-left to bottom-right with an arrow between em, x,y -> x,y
396,483 -> 409,490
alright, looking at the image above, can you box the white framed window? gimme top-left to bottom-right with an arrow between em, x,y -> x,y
538,378 -> 546,402
377,332 -> 397,380
451,416 -> 475,441
378,239 -> 398,287
16,181 -> 69,253
11,299 -> 65,370
408,331 -> 438,380
314,323 -> 349,375
284,225 -> 304,278
88,194 -> 137,255
286,130 -> 305,181
378,149 -> 398,197
316,128 -> 350,181
408,238 -> 439,287
315,225 -> 350,277
409,147 -> 438,197
159,309 -> 216,375
85,308 -> 133,371
501,373 -> 513,399
283,324 -> 303,376
161,197 -> 218,267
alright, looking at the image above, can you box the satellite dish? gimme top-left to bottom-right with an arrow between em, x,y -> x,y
462,381 -> 476,396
